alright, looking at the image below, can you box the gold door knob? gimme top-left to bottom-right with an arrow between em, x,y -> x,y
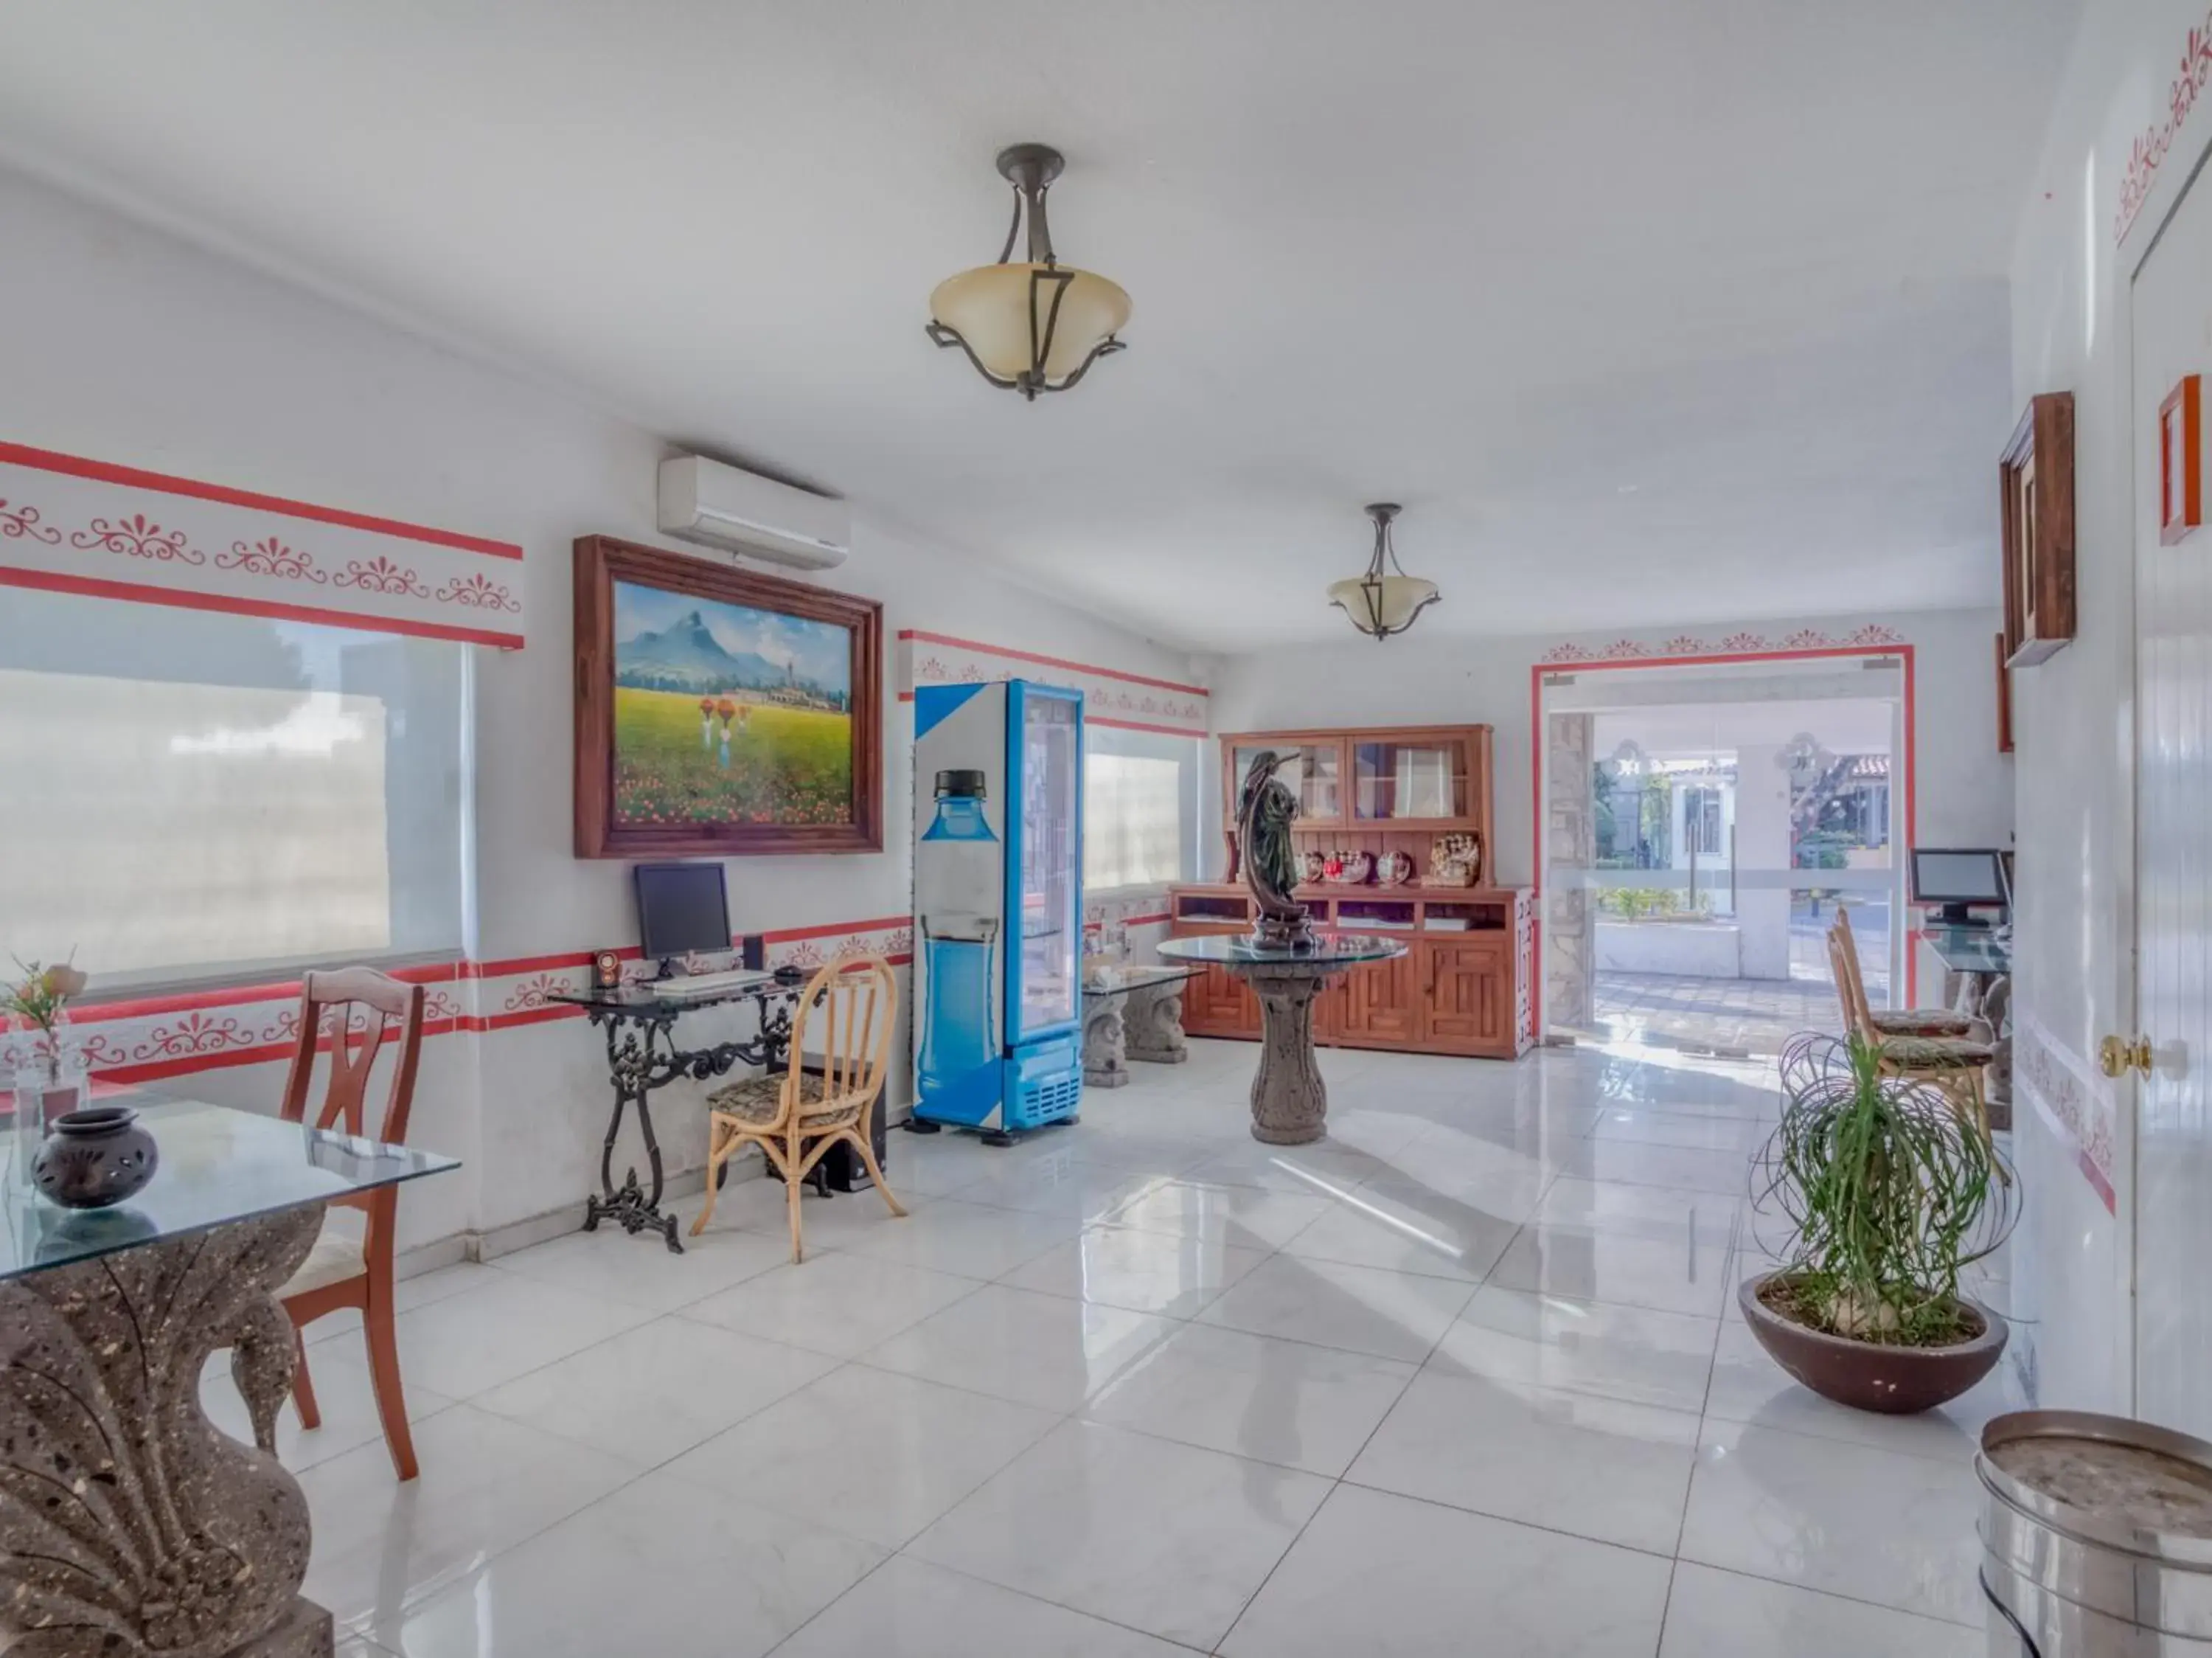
2099,1035 -> 2153,1078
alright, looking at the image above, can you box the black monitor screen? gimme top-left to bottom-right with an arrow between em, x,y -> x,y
635,863 -> 731,961
1910,849 -> 2007,904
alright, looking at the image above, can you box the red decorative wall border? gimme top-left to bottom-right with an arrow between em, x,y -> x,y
1535,623 -> 1904,665
0,440 -> 526,648
2117,6 -> 2212,245
4,915 -> 915,1086
0,443 -> 519,559
895,629 -> 1208,737
2015,1013 -> 2118,1213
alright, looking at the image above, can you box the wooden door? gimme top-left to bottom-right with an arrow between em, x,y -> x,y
2132,163 -> 2212,1435
1331,954 -> 1420,1047
1422,939 -> 1510,1053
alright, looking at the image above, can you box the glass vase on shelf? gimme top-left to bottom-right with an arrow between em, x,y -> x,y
10,1016 -> 90,1194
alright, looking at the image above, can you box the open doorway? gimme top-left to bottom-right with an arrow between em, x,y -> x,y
1538,653 -> 1910,1058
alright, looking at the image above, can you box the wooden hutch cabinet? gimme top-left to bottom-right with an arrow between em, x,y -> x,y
1169,724 -> 1535,1061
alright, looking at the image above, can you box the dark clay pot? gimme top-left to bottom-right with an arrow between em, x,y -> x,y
1739,1272 -> 2006,1415
32,1106 -> 159,1210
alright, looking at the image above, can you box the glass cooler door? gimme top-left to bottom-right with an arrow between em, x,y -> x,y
1008,683 -> 1082,1041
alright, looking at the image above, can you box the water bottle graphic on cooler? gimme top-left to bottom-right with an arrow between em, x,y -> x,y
918,769 -> 1001,1111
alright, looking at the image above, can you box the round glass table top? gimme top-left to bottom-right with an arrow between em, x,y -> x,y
1156,932 -> 1410,968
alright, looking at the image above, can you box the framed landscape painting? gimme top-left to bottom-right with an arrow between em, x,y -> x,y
574,534 -> 883,856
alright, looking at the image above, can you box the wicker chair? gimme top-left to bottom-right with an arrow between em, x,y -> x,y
1827,925 -> 2000,1163
1833,905 -> 1975,1038
689,954 -> 905,1261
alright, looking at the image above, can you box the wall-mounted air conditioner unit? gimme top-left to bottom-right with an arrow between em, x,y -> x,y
656,454 -> 850,571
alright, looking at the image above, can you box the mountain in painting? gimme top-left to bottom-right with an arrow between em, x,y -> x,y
616,609 -> 821,696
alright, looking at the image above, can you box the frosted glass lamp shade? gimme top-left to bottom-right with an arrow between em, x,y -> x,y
928,263 -> 1131,388
1329,572 -> 1441,638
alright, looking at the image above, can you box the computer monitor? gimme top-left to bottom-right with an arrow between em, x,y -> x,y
1910,848 -> 2008,927
634,862 -> 731,971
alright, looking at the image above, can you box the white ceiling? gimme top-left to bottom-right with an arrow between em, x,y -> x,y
0,1 -> 2081,653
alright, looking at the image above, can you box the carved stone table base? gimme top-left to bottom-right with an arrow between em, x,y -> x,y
1242,966 -> 1333,1145
1082,1000 -> 1130,1088
1123,983 -> 1190,1066
1,1205 -> 335,1657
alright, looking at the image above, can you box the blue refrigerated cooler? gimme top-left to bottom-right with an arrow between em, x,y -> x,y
911,679 -> 1084,1140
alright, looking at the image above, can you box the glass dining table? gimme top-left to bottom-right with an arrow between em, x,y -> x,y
1,1093 -> 458,1657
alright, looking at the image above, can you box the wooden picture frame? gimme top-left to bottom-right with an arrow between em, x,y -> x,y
1999,392 -> 2076,666
1994,631 -> 2013,754
573,534 -> 882,858
2162,374 -> 2202,545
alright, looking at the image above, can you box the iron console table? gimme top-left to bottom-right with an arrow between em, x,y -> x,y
550,977 -> 799,1253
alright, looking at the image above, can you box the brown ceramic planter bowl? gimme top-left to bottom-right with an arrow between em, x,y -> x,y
1739,1272 -> 2006,1415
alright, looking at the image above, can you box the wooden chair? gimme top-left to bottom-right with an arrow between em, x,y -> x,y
278,967 -> 426,1481
1826,925 -> 2000,1161
1833,905 -> 1975,1038
690,954 -> 905,1261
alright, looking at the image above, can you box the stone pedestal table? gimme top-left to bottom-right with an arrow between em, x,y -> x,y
0,1097 -> 459,1657
1156,933 -> 1408,1144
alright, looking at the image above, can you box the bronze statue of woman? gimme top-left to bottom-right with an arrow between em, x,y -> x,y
1237,750 -> 1313,948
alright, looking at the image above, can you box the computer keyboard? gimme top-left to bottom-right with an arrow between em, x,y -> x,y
652,968 -> 773,999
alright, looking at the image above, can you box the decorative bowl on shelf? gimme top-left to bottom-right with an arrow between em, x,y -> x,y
1377,850 -> 1416,886
1326,850 -> 1374,885
1298,850 -> 1328,885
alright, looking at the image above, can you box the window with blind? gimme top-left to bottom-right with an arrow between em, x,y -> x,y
1084,729 -> 1197,892
0,589 -> 467,991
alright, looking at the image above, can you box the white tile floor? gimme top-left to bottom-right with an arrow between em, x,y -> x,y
239,1036 -> 2020,1656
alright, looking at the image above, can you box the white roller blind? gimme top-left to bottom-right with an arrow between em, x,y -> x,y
1084,727 -> 1197,892
0,589 -> 466,988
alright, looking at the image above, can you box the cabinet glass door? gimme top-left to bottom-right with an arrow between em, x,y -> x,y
1011,685 -> 1081,1038
1352,738 -> 1469,822
1231,741 -> 1341,822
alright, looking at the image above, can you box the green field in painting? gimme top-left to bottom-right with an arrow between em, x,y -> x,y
613,686 -> 852,827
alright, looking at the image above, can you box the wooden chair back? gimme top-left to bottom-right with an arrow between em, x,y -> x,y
1826,922 -> 1877,1041
278,967 -> 426,1238
783,954 -> 897,1129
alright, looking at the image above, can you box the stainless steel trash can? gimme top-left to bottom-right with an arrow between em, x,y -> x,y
1978,1410 -> 2212,1654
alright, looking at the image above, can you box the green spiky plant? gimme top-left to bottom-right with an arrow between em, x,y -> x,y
1752,1032 -> 2018,1347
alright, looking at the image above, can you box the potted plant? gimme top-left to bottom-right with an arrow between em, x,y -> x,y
1741,1030 -> 2019,1413
6,955 -> 91,1184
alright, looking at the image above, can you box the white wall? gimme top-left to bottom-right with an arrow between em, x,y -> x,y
1205,608 -> 2013,892
2004,0 -> 2211,1418
0,164 -> 1198,1246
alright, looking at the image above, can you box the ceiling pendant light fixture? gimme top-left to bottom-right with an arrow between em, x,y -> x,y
1328,504 -> 1440,640
926,143 -> 1130,400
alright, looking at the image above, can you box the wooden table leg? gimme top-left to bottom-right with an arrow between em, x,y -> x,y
0,1204 -> 334,1656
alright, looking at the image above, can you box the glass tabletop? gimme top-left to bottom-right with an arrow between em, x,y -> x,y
2,1096 -> 459,1283
1082,963 -> 1203,1000
549,976 -> 799,1015
1924,926 -> 2011,975
1157,932 -> 1410,968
